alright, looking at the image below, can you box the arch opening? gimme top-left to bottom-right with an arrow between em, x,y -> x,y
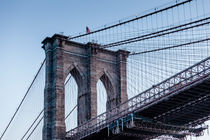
64,67 -> 82,131
97,73 -> 114,116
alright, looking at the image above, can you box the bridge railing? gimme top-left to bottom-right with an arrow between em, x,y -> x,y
66,56 -> 210,139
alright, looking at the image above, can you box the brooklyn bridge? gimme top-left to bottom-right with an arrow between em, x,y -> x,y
1,0 -> 210,140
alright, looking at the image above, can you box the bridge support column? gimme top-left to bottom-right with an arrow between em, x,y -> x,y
117,50 -> 129,109
42,36 -> 67,140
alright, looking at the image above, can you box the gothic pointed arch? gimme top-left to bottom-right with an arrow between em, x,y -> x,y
64,64 -> 83,89
97,72 -> 115,111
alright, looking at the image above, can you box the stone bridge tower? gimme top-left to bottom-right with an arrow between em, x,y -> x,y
42,34 -> 129,140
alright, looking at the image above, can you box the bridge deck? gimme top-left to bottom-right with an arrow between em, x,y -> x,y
67,77 -> 209,140
66,57 -> 210,140
140,77 -> 210,126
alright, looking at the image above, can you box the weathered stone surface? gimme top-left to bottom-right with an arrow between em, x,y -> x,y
42,34 -> 129,140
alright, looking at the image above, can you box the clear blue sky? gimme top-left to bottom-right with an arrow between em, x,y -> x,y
0,0 -> 209,139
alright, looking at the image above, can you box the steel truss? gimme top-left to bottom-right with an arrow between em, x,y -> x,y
66,57 -> 210,139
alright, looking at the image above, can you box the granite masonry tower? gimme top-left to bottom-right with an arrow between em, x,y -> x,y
42,34 -> 129,140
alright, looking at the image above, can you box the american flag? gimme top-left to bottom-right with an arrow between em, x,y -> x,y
86,26 -> 90,34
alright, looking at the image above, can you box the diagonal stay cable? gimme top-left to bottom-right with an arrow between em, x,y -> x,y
65,76 -> 72,86
130,38 -> 210,55
0,59 -> 46,140
23,75 -> 77,140
65,104 -> 78,120
25,116 -> 44,140
24,104 -> 78,140
21,110 -> 44,140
